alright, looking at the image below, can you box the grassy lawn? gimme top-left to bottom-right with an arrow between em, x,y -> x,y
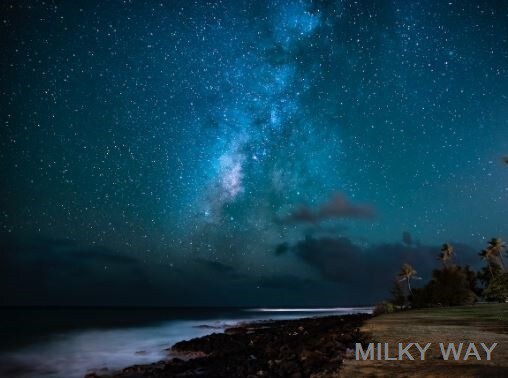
340,303 -> 508,377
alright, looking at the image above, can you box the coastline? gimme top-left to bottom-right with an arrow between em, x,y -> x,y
87,313 -> 371,377
86,304 -> 508,378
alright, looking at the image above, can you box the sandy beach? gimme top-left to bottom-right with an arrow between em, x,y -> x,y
341,303 -> 508,377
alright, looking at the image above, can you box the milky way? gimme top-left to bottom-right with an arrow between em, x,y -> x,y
1,0 -> 507,305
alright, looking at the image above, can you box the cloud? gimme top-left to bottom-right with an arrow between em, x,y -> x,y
283,193 -> 375,224
0,233 -> 482,307
278,235 -> 481,303
0,234 -> 147,306
3,234 -> 328,306
194,258 -> 235,273
402,231 -> 413,246
0,235 -> 138,268
193,258 -> 242,279
0,234 -> 349,306
275,242 -> 290,255
73,247 -> 139,265
257,274 -> 314,290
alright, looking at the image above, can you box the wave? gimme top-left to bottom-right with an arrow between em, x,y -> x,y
245,307 -> 373,313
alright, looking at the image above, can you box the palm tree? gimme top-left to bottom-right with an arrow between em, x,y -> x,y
439,243 -> 454,268
487,238 -> 506,270
398,263 -> 420,296
480,248 -> 496,277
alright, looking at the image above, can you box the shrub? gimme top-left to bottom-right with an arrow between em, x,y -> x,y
390,280 -> 406,307
411,267 -> 476,308
483,273 -> 508,303
373,301 -> 395,316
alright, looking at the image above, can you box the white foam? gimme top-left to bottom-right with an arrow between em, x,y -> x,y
0,307 -> 371,377
247,307 -> 373,313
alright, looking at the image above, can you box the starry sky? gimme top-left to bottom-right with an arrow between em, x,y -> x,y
1,0 -> 507,306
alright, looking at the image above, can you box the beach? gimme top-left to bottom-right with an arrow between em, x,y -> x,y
0,307 -> 370,377
89,313 -> 370,378
89,304 -> 508,377
342,303 -> 508,377
3,305 -> 506,377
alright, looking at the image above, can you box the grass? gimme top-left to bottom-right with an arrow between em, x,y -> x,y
339,303 -> 508,377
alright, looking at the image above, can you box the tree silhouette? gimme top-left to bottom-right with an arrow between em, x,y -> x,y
438,243 -> 454,268
398,263 -> 420,296
486,238 -> 506,270
480,248 -> 496,277
390,280 -> 406,307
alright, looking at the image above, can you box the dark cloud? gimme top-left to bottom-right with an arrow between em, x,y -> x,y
257,275 -> 314,290
304,224 -> 349,236
402,231 -> 413,246
275,242 -> 290,256
283,193 -> 375,224
194,258 -> 235,273
73,248 -> 138,265
0,235 -> 148,306
0,233 -> 482,307
0,235 -> 139,268
193,258 -> 242,279
278,236 -> 481,304
30,236 -> 79,248
3,234 -> 328,306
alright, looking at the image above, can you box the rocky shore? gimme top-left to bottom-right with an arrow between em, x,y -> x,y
88,313 -> 371,378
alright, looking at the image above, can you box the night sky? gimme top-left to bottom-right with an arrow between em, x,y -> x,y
1,0 -> 507,306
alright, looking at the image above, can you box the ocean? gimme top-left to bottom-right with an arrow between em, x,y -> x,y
0,307 -> 372,378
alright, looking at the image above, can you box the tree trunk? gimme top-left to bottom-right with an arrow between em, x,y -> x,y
488,262 -> 494,278
407,279 -> 413,296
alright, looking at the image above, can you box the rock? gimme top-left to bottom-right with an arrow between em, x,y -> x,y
279,359 -> 300,374
225,326 -> 247,335
100,314 -> 371,378
300,349 -> 328,373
